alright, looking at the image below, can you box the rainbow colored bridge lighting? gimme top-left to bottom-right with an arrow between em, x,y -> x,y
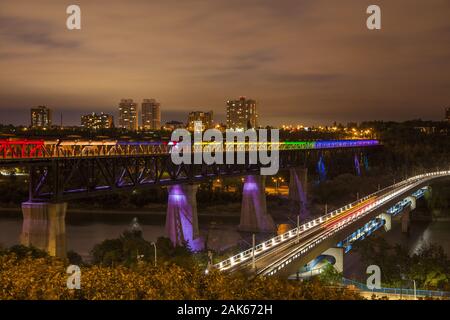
283,139 -> 380,149
0,139 -> 380,159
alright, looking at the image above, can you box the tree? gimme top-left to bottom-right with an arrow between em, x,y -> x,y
7,245 -> 48,259
67,250 -> 83,266
354,237 -> 450,290
91,238 -> 125,266
319,261 -> 342,284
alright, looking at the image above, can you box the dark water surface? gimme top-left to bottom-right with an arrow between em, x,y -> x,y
0,209 -> 448,273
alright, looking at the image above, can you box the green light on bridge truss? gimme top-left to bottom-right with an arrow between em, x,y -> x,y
282,141 -> 316,148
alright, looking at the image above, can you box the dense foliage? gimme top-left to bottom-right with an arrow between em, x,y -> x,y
90,231 -> 203,269
426,180 -> 450,215
353,237 -> 450,291
0,246 -> 362,300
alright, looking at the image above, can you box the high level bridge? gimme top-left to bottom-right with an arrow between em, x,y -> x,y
0,138 -> 381,257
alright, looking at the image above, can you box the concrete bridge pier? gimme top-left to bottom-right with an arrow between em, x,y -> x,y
401,206 -> 411,234
288,167 -> 308,219
321,247 -> 344,273
21,202 -> 67,258
379,213 -> 392,232
166,184 -> 203,251
239,175 -> 276,233
406,196 -> 417,210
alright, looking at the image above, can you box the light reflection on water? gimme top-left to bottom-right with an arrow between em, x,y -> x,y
393,220 -> 450,255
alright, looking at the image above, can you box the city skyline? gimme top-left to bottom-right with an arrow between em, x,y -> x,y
8,100 -> 450,130
1,0 -> 450,126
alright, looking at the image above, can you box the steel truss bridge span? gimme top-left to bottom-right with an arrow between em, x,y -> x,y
0,139 -> 379,160
0,139 -> 380,202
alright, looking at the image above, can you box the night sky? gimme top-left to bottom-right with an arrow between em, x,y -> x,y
1,0 -> 449,126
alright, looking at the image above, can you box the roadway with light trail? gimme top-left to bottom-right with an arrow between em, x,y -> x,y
214,170 -> 450,277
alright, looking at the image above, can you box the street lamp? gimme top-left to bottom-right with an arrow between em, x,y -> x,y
252,233 -> 256,270
272,177 -> 284,195
401,275 -> 417,300
136,251 -> 144,263
151,242 -> 157,267
271,177 -> 278,194
205,250 -> 213,275
399,271 -> 417,300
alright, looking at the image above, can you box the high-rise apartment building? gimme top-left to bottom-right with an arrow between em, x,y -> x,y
118,99 -> 138,131
142,99 -> 161,130
81,112 -> 114,130
226,97 -> 258,130
30,106 -> 52,128
187,111 -> 213,131
163,120 -> 185,131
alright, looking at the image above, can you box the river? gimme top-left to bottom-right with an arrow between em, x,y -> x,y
0,209 -> 448,274
0,210 -> 244,259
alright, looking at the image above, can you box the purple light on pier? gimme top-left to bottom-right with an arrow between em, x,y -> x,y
166,184 -> 203,251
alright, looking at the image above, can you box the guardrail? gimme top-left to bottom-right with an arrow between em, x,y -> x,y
342,278 -> 450,298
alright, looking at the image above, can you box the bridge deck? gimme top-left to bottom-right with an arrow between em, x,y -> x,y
0,139 -> 379,161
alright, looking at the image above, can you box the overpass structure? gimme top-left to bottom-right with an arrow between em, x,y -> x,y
214,170 -> 450,278
0,138 -> 381,257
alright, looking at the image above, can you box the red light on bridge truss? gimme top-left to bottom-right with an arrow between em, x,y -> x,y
0,139 -> 46,158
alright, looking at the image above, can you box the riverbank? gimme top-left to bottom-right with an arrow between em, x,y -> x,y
0,205 -> 239,218
2,205 -> 448,222
0,206 -> 243,227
